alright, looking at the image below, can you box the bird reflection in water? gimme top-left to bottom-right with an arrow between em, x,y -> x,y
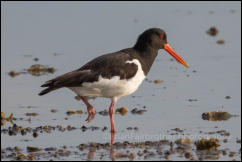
87,131 -> 117,161
87,147 -> 96,161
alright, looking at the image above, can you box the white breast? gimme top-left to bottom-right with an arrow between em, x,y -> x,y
69,59 -> 146,99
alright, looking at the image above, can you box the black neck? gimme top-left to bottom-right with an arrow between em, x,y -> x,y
133,44 -> 158,76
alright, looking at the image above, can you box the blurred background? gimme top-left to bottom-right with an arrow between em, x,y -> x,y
1,1 -> 241,161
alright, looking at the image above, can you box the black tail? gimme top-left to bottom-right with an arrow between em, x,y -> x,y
39,87 -> 58,96
38,69 -> 84,96
39,81 -> 59,96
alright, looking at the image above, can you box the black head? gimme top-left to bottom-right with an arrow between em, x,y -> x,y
134,28 -> 167,51
134,28 -> 189,68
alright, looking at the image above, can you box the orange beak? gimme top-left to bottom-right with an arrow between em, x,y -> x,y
164,43 -> 189,68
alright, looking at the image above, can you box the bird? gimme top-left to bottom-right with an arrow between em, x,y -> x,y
39,28 -> 189,143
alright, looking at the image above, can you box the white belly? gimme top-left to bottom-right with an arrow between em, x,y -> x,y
69,59 -> 145,99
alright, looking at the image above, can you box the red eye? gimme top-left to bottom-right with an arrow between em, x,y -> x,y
160,35 -> 164,39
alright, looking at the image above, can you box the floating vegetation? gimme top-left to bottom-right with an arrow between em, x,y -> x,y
225,96 -> 231,99
115,152 -> 135,160
188,99 -> 198,102
154,79 -> 163,84
196,150 -> 221,160
1,113 -> 15,125
33,132 -> 38,138
1,112 -> 5,119
25,112 -> 39,117
184,152 -> 193,159
76,110 -> 83,115
175,138 -> 193,145
207,27 -> 218,36
196,138 -> 220,151
27,146 -> 42,152
126,127 -> 139,131
131,108 -> 147,115
67,125 -> 76,131
28,64 -> 55,76
202,111 -> 231,121
1,135 -> 240,161
206,27 -> 226,45
66,109 -> 83,115
66,110 -> 76,115
217,39 -> 225,45
98,109 -> 109,116
50,109 -> 58,113
8,71 -> 20,77
115,107 -> 129,116
1,112 -> 5,126
8,64 -> 56,77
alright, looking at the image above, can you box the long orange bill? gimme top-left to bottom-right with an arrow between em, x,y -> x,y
164,43 -> 189,68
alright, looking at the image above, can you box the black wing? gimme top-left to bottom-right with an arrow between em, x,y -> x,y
39,49 -> 138,96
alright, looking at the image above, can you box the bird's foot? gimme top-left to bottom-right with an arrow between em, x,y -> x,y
86,106 -> 96,123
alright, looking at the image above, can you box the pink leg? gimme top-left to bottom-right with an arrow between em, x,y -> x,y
79,96 -> 96,122
111,131 -> 116,145
109,98 -> 117,145
109,98 -> 117,134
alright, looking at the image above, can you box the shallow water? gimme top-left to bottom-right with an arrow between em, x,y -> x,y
1,1 -> 241,161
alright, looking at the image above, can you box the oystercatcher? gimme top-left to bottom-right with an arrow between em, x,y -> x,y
39,28 -> 189,139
